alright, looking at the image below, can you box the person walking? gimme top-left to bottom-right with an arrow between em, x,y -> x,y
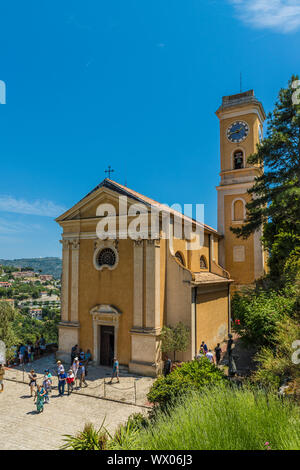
77,364 -> 88,388
227,334 -> 237,376
206,349 -> 215,364
214,343 -> 222,365
109,357 -> 119,383
35,385 -> 46,413
0,363 -> 5,393
72,357 -> 80,388
40,335 -> 46,356
71,344 -> 78,364
163,356 -> 172,376
58,369 -> 67,396
43,371 -> 52,403
67,369 -> 75,395
28,369 -> 37,397
84,349 -> 92,377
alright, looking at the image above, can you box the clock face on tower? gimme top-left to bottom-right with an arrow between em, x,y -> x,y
226,121 -> 249,143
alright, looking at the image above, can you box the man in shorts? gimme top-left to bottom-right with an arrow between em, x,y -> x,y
110,357 -> 119,384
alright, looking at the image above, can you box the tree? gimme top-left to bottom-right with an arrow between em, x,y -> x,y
0,301 -> 18,360
231,75 -> 300,280
160,322 -> 190,361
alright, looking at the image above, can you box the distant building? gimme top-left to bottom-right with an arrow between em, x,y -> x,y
0,282 -> 12,288
29,307 -> 43,320
40,274 -> 53,282
12,271 -> 36,279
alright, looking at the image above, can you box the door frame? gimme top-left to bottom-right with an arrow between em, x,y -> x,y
90,304 -> 121,365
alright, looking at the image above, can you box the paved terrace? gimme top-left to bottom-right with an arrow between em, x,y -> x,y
1,354 -> 153,450
4,354 -> 154,406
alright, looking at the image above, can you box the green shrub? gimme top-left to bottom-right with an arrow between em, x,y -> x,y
115,386 -> 300,450
61,421 -> 108,450
147,358 -> 225,408
232,287 -> 296,347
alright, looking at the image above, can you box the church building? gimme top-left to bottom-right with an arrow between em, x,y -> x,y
56,90 -> 267,376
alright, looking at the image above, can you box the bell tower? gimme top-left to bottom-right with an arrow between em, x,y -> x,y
216,90 -> 266,286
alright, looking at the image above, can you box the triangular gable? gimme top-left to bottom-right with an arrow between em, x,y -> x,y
56,179 -> 220,235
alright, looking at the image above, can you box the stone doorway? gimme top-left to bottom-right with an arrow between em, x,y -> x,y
100,325 -> 114,366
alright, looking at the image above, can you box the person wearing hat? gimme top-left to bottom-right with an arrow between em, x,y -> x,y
57,360 -> 65,376
67,368 -> 75,395
72,357 -> 80,388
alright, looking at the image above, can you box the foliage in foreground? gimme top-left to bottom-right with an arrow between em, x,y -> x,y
62,387 -> 300,450
147,358 -> 225,408
232,284 -> 297,348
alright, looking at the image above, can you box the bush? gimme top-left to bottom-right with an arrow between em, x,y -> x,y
115,386 -> 300,450
147,358 -> 225,408
232,286 -> 296,347
61,421 -> 108,450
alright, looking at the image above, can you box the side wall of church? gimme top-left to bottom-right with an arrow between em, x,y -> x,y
196,286 -> 229,352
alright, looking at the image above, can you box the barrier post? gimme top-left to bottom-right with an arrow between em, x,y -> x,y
134,380 -> 137,405
104,379 -> 106,398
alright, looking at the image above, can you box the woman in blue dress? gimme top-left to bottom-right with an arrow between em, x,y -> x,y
35,385 -> 46,413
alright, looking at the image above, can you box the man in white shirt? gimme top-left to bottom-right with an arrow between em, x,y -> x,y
206,349 -> 215,364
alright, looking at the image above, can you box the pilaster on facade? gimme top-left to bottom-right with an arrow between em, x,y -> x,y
60,239 -> 70,322
145,239 -> 161,330
133,239 -> 144,328
70,238 -> 80,323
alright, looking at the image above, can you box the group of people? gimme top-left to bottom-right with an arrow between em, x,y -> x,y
196,340 -> 223,365
28,368 -> 53,413
17,336 -> 47,365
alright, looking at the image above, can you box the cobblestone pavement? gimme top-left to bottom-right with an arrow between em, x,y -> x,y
0,380 -> 146,450
5,354 -> 154,406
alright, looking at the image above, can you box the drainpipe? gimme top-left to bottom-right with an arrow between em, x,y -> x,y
228,283 -> 231,335
208,234 -> 212,271
192,287 -> 197,358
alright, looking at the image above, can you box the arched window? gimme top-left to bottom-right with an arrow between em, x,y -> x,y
233,199 -> 245,221
233,150 -> 244,170
175,251 -> 185,266
200,255 -> 208,269
96,247 -> 117,268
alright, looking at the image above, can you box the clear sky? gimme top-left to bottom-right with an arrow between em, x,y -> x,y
0,0 -> 299,259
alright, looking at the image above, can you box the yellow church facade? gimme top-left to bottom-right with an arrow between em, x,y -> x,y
56,90 -> 266,376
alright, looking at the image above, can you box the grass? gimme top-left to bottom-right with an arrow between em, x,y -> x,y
112,385 -> 300,450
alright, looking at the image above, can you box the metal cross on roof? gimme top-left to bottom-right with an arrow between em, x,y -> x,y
105,165 -> 114,179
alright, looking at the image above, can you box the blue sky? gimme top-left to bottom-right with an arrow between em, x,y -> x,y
0,0 -> 299,259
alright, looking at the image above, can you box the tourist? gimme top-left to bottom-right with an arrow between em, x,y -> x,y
214,343 -> 222,365
71,344 -> 78,364
77,363 -> 88,388
28,369 -> 37,397
35,338 -> 40,358
67,369 -> 75,395
196,347 -> 205,359
43,370 -> 52,400
206,349 -> 215,364
40,335 -> 46,356
227,334 -> 237,376
34,385 -> 46,413
163,356 -> 172,377
110,357 -> 119,383
58,369 -> 67,396
84,349 -> 92,376
79,349 -> 85,362
28,342 -> 34,363
72,357 -> 80,387
57,360 -> 65,375
201,341 -> 208,353
0,363 -> 5,392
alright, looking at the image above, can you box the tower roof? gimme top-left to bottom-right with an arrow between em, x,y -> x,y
216,89 -> 266,122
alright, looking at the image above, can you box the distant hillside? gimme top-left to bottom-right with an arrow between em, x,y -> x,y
0,257 -> 62,279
